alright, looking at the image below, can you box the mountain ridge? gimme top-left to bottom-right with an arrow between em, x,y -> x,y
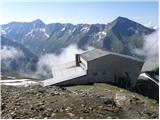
1,16 -> 155,57
1,16 -> 154,27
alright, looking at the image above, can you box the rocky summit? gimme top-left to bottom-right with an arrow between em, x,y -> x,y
1,83 -> 158,119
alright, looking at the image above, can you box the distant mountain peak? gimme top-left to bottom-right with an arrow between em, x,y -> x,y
107,16 -> 134,30
31,19 -> 45,28
32,19 -> 44,23
114,16 -> 134,24
116,16 -> 128,20
110,16 -> 144,29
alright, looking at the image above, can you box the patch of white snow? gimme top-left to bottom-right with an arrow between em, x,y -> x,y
80,26 -> 90,32
44,33 -> 49,38
97,31 -> 107,41
61,27 -> 66,31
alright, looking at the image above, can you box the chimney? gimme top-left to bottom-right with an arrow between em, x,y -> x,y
75,54 -> 80,66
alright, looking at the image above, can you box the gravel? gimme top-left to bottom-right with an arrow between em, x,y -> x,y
1,83 -> 159,119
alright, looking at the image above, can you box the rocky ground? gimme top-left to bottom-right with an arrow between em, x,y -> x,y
1,83 -> 159,119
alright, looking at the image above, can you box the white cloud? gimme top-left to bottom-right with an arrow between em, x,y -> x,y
132,31 -> 159,71
0,46 -> 24,60
36,44 -> 94,77
0,46 -> 24,70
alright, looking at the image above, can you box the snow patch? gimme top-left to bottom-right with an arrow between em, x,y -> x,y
98,31 -> 107,36
25,28 -> 49,38
72,28 -> 76,33
0,79 -> 40,87
4,26 -> 10,30
44,33 -> 49,38
97,31 -> 107,41
6,29 -> 12,33
68,30 -> 72,35
61,27 -> 66,31
0,29 -> 6,34
80,26 -> 90,32
25,29 -> 36,37
39,28 -> 45,32
2,27 -> 10,33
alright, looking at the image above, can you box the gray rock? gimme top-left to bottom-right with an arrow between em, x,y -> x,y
65,106 -> 72,111
68,113 -> 75,117
51,113 -> 56,117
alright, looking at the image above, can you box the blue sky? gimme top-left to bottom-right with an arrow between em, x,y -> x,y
1,1 -> 159,26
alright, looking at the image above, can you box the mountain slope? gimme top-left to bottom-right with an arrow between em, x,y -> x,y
1,36 -> 38,76
102,17 -> 155,55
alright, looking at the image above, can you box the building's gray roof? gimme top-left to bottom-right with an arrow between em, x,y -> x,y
80,49 -> 109,61
80,49 -> 144,62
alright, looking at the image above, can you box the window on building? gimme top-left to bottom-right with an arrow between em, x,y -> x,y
93,72 -> 98,76
102,71 -> 106,75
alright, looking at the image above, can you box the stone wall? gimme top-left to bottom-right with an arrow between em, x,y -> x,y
87,54 -> 144,88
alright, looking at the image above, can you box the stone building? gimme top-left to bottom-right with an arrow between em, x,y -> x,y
43,49 -> 144,88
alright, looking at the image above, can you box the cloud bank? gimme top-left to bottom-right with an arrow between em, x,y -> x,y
0,46 -> 24,60
132,31 -> 159,71
36,45 -> 94,77
0,46 -> 24,68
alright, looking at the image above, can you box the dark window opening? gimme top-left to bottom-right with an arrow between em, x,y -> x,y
93,72 -> 98,76
102,71 -> 106,75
